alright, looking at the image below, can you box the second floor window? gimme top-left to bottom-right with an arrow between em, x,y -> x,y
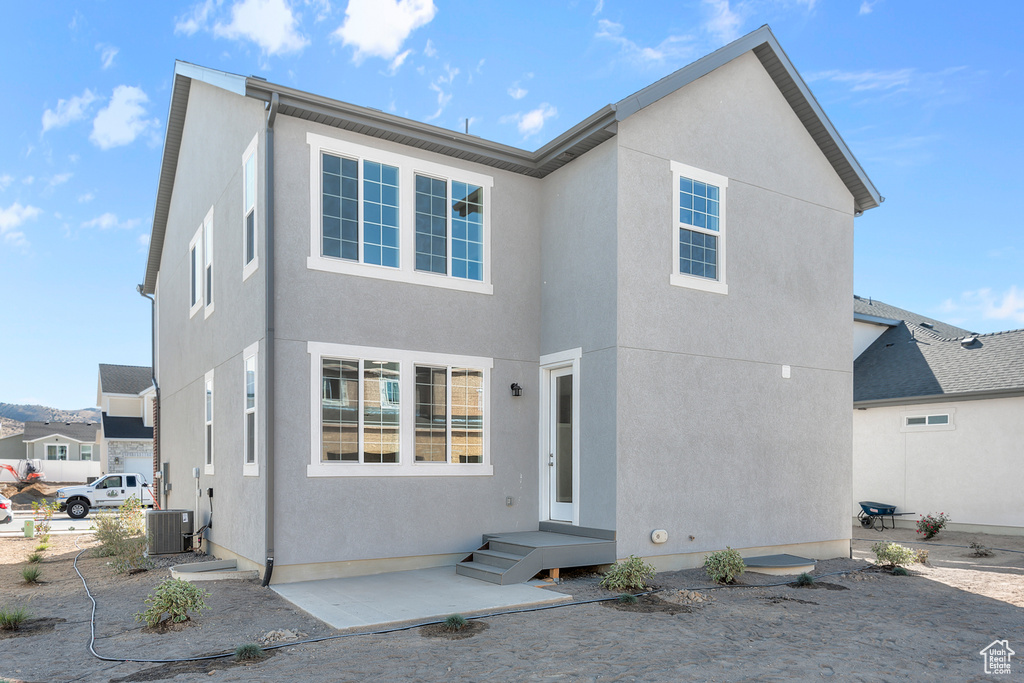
322,154 -> 400,268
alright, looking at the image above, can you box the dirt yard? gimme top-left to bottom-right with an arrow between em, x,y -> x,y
1,525 -> 1021,682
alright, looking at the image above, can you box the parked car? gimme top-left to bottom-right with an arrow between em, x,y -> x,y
0,493 -> 12,524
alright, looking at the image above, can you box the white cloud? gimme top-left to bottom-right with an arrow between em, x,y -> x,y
41,89 -> 98,133
593,0 -> 603,15
424,64 -> 459,121
702,0 -> 742,44
596,19 -> 695,66
0,175 -> 13,191
81,212 -> 140,230
0,202 -> 41,247
305,0 -> 331,22
90,86 -> 159,150
78,192 -> 95,203
502,103 -> 557,139
47,172 -> 73,190
387,48 -> 413,75
97,43 -> 119,69
859,0 -> 878,14
508,85 -> 527,100
809,68 -> 915,92
941,287 -> 1024,327
138,233 -> 151,250
334,0 -> 436,63
22,176 -> 34,185
175,0 -> 217,36
423,38 -> 437,57
214,0 -> 310,55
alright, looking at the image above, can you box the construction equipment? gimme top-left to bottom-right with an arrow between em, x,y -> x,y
0,459 -> 46,490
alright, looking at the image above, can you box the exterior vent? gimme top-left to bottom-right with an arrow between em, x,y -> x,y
920,322 -> 934,329
961,336 -> 977,348
147,509 -> 194,555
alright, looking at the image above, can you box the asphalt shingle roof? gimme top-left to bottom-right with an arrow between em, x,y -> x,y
854,298 -> 1024,403
99,364 -> 153,395
22,421 -> 100,443
101,414 -> 154,440
853,296 -> 972,339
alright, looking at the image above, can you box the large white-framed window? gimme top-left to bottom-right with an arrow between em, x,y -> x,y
901,409 -> 955,432
243,342 -> 259,477
204,369 -> 215,475
242,133 -> 259,281
670,161 -> 728,295
188,225 -> 202,318
80,445 -> 93,461
46,444 -> 68,461
308,341 -> 492,477
306,132 -> 493,295
203,207 -> 215,318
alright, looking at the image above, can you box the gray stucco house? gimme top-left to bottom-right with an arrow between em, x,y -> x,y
853,297 -> 1024,533
142,26 -> 880,584
97,364 -> 156,480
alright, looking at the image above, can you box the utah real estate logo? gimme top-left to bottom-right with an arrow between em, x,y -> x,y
980,640 -> 1014,675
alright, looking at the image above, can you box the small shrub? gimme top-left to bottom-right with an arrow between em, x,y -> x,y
35,543 -> 49,552
26,553 -> 43,564
443,614 -> 468,632
21,566 -> 42,584
617,593 -> 639,604
94,496 -> 152,573
31,500 -> 59,539
234,643 -> 266,661
969,542 -> 994,558
136,578 -> 210,627
703,548 -> 746,584
0,606 -> 31,630
892,566 -> 909,576
601,555 -> 657,591
916,512 -> 949,540
795,572 -> 815,587
871,542 -> 917,568
915,550 -> 929,565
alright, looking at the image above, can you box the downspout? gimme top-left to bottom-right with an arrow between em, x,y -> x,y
136,285 -> 162,508
262,92 -> 278,587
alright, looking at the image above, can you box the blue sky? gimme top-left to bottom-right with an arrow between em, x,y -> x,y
1,0 -> 1022,409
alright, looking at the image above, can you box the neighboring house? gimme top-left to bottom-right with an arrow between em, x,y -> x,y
21,421 -> 101,461
0,432 -> 24,460
97,364 -> 155,480
142,26 -> 880,584
853,296 -> 1024,533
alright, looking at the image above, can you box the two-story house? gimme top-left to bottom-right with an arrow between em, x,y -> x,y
97,364 -> 155,480
142,26 -> 880,584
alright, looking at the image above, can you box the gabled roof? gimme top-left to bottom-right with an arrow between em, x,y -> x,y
854,300 -> 1024,406
101,414 -> 154,441
854,296 -> 971,339
23,421 -> 100,443
99,364 -> 153,396
143,25 -> 880,294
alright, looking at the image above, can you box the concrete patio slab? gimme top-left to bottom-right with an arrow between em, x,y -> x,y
270,565 -> 573,631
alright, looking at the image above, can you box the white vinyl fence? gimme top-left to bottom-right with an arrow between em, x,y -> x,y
0,458 -> 101,484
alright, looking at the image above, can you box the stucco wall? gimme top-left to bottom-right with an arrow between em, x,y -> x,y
854,320 -> 889,359
612,51 -> 855,562
853,397 -> 1024,529
155,79 -> 268,566
28,436 -> 96,462
0,434 -> 24,461
107,397 -> 143,418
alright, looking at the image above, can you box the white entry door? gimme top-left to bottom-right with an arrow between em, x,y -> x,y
548,366 -> 575,522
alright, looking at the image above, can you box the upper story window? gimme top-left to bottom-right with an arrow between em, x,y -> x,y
670,161 -> 728,295
203,208 -> 214,317
307,341 -> 493,477
189,226 -> 202,317
242,134 -> 258,280
906,414 -> 948,426
307,132 -> 493,295
243,342 -> 259,477
901,409 -> 955,433
204,369 -> 215,475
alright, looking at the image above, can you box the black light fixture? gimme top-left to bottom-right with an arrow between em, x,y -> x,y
510,383 -> 523,397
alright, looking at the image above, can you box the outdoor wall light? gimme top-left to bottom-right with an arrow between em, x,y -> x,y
510,383 -> 523,397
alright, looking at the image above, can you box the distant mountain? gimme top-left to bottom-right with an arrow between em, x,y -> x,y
0,403 -> 101,426
0,416 -> 24,439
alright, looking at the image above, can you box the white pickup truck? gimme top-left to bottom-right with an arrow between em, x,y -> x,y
56,473 -> 157,519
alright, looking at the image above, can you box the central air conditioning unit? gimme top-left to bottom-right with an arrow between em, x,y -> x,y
147,509 -> 194,555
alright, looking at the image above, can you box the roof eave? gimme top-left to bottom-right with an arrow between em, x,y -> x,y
855,387 -> 1024,409
854,312 -> 901,327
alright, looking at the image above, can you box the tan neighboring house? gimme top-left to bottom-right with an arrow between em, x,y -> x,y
97,364 -> 155,480
853,297 -> 1024,534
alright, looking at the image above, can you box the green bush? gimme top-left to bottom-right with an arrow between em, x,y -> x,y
600,555 -> 656,591
34,543 -> 49,552
21,566 -> 42,584
234,643 -> 266,661
443,614 -> 468,632
703,548 -> 745,584
94,496 -> 153,573
795,572 -> 815,587
617,593 -> 638,604
916,512 -> 949,540
136,578 -> 210,627
892,566 -> 909,576
0,606 -> 31,630
26,553 -> 43,564
871,542 -> 917,568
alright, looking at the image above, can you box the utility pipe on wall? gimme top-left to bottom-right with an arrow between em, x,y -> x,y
136,286 -> 162,509
262,92 -> 278,587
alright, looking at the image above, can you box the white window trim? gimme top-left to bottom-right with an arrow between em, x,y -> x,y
901,408 -> 956,433
307,341 -> 493,477
80,444 -> 93,461
669,160 -> 728,295
243,342 -> 260,477
46,444 -> 69,461
203,206 -> 215,319
189,225 -> 202,318
242,133 -> 259,282
204,368 -> 215,475
306,132 -> 494,295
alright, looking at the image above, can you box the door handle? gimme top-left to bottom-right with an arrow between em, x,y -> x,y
548,453 -> 554,467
